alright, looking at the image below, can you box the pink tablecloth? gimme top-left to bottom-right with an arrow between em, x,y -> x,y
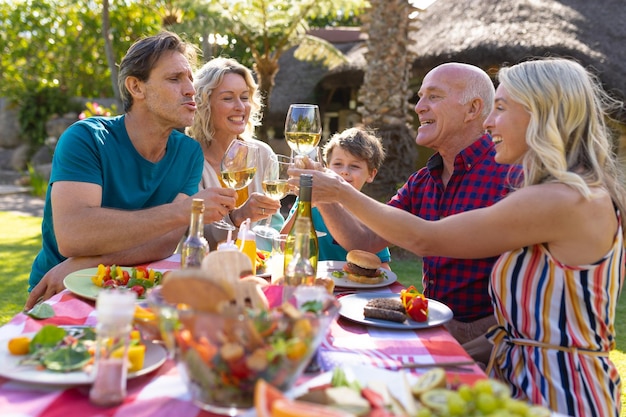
0,255 -> 485,416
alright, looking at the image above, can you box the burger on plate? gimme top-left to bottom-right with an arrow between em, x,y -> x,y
343,250 -> 384,284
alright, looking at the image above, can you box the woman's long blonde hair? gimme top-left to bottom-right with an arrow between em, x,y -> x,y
187,57 -> 262,146
498,58 -> 626,219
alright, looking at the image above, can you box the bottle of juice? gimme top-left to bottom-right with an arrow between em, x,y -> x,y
235,218 -> 257,274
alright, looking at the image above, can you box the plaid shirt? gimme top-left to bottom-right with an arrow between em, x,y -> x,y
388,134 -> 523,322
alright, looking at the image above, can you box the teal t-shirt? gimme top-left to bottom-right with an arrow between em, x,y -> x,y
29,115 -> 203,290
287,200 -> 391,263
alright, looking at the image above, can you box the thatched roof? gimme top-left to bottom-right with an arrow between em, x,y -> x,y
265,51 -> 327,126
267,0 -> 626,125
265,28 -> 365,127
410,0 -> 626,119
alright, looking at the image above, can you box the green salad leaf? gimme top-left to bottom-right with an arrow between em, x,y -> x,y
26,303 -> 55,320
29,325 -> 67,351
42,345 -> 92,372
21,325 -> 97,373
301,300 -> 323,313
331,367 -> 362,391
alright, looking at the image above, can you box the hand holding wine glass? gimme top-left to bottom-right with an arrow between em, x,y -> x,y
291,146 -> 325,170
214,140 -> 259,231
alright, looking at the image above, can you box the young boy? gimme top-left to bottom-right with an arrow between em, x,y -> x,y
282,126 -> 391,268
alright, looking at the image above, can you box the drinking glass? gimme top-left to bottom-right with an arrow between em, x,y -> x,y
253,154 -> 292,239
214,140 -> 259,231
284,104 -> 322,157
268,233 -> 288,284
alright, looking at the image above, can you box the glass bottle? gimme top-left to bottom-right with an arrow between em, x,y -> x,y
284,217 -> 316,287
89,289 -> 137,407
283,174 -> 319,275
181,198 -> 209,268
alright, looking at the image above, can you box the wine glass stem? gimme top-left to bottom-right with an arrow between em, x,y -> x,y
213,216 -> 235,231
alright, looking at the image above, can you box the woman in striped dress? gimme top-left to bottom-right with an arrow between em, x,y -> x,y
293,58 -> 626,415
481,60 -> 624,416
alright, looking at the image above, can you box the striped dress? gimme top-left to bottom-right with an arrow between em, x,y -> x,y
488,218 -> 624,417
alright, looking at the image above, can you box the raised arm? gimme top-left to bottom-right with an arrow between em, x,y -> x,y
289,168 -> 612,265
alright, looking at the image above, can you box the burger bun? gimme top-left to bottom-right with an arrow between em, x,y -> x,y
343,250 -> 384,284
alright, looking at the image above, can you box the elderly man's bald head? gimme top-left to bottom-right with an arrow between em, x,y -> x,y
426,63 -> 495,117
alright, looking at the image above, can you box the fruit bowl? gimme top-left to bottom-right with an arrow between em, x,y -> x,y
147,285 -> 339,416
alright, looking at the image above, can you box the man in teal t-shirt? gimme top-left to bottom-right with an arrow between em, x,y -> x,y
26,32 -> 237,309
29,116 -> 202,289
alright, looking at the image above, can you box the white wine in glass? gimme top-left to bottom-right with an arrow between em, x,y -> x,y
253,154 -> 292,238
221,167 -> 257,190
262,179 -> 290,200
284,104 -> 322,156
215,140 -> 259,231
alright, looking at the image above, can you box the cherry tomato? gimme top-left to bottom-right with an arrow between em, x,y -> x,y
131,285 -> 145,298
228,356 -> 252,380
406,295 -> 428,322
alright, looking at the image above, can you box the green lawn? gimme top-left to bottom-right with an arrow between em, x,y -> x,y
0,212 -> 39,323
2,211 -> 625,413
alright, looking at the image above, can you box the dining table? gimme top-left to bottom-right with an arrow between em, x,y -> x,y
0,254 -> 486,417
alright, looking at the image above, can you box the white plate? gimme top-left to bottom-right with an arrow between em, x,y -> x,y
317,261 -> 397,289
338,292 -> 453,329
0,333 -> 167,385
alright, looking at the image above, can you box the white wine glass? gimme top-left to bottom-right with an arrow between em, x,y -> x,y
284,104 -> 322,156
253,154 -> 292,239
215,140 -> 259,231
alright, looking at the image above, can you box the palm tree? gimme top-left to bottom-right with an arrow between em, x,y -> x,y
210,0 -> 367,141
357,0 -> 421,201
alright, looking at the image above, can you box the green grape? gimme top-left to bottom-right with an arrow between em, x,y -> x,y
489,410 -> 516,417
457,384 -> 473,402
476,392 -> 498,414
503,397 -> 530,415
489,379 -> 512,400
416,408 -> 434,417
472,379 -> 494,396
447,391 -> 468,416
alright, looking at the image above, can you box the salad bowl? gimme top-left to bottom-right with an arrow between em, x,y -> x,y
147,284 -> 339,415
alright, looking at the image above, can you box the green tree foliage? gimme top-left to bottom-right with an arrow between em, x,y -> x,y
192,0 -> 368,140
0,0 -> 367,144
0,0 -> 163,103
18,86 -> 82,149
0,0 -> 166,145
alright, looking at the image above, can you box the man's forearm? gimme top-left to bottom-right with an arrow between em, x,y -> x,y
55,202 -> 187,258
